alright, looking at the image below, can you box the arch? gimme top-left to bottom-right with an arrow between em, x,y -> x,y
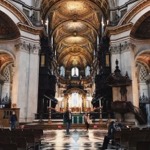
0,50 -> 15,61
119,0 -> 150,25
64,87 -> 86,95
135,49 -> 150,60
0,50 -> 15,73
0,0 -> 32,26
0,0 -> 42,38
130,11 -> 150,39
107,2 -> 150,37
0,10 -> 20,39
135,49 -> 150,79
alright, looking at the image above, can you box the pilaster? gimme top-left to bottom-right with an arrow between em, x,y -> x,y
26,43 -> 40,122
12,39 -> 40,122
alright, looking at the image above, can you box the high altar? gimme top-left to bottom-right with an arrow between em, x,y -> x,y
55,89 -> 93,114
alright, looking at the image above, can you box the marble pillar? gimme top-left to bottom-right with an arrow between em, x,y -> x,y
12,40 -> 40,122
26,43 -> 40,122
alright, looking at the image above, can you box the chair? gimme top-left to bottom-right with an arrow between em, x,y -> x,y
128,130 -> 146,149
11,137 -> 27,150
0,143 -> 17,150
114,131 -> 121,145
136,141 -> 150,150
0,136 -> 11,145
32,129 -> 43,139
26,134 -> 41,149
120,130 -> 131,149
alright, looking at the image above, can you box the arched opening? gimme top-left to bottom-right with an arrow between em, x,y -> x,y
0,11 -> 19,108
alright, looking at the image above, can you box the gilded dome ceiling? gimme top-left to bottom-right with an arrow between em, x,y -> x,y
62,21 -> 88,33
57,1 -> 91,17
63,36 -> 87,44
41,0 -> 109,71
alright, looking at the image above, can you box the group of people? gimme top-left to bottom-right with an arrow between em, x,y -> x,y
63,108 -> 91,135
64,108 -> 124,149
10,108 -> 123,150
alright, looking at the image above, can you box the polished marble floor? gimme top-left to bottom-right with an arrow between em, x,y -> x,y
40,129 -> 119,150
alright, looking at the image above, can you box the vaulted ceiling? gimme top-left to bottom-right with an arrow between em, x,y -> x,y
41,0 -> 109,70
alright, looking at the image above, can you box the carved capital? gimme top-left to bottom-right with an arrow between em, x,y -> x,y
30,44 -> 40,54
15,41 -> 29,52
110,41 -> 132,54
15,41 -> 40,54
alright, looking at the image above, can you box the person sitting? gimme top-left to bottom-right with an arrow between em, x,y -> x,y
102,121 -> 119,149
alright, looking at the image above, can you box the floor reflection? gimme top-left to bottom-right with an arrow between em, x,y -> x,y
40,129 -> 107,150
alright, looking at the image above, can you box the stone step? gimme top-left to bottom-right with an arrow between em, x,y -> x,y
24,122 -> 108,130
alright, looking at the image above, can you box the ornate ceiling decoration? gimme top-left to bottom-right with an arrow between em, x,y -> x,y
137,52 -> 150,67
41,0 -> 108,70
0,53 -> 13,69
0,11 -> 20,40
41,0 -> 109,20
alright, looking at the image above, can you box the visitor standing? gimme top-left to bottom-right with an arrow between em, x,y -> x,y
64,108 -> 72,135
10,111 -> 18,130
84,113 -> 91,131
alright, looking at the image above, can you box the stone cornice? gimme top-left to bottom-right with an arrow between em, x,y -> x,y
110,41 -> 135,54
17,23 -> 43,35
106,23 -> 133,36
0,0 -> 31,26
119,0 -> 150,25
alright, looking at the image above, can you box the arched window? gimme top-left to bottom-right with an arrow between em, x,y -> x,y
85,66 -> 90,77
60,66 -> 65,77
71,67 -> 79,77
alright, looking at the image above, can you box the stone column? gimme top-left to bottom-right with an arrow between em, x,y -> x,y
129,43 -> 139,107
12,40 -> 30,122
26,43 -> 40,122
12,40 -> 40,122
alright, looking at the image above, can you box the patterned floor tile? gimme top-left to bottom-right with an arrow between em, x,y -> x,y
40,129 -> 106,150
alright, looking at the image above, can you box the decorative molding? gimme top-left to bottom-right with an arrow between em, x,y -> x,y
106,23 -> 133,36
17,23 -> 43,35
110,42 -> 136,54
15,41 -> 40,54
